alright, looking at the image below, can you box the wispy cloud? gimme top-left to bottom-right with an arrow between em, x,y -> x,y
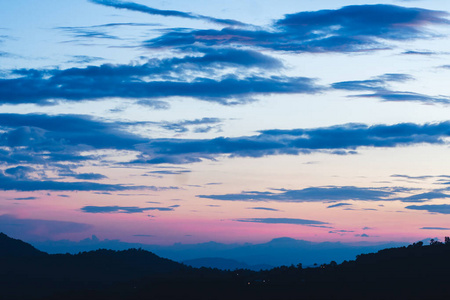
81,205 -> 176,213
247,207 -> 281,211
199,186 -> 398,202
420,227 -> 450,230
234,217 -> 330,226
136,121 -> 450,164
145,5 -> 449,53
89,0 -> 245,26
0,49 -> 314,106
332,73 -> 450,105
405,204 -> 450,214
0,172 -> 158,192
327,203 -> 353,209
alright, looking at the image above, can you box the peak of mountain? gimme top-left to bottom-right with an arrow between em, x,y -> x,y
0,232 -> 47,257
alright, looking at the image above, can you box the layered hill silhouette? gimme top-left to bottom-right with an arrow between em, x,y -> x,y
2,233 -> 450,300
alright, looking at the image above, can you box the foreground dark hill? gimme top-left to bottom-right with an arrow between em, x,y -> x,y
0,233 -> 187,299
0,232 -> 47,257
2,233 -> 450,300
50,239 -> 450,300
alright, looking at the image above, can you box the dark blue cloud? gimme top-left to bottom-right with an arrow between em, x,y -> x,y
394,192 -> 450,203
420,227 -> 450,230
0,172 -> 159,192
160,117 -> 222,133
147,170 -> 191,175
247,207 -> 281,211
11,197 -> 38,201
332,73 -> 412,91
81,205 -> 175,213
0,52 -> 314,106
327,203 -> 352,208
67,173 -> 108,180
57,26 -> 119,40
0,113 -> 146,149
402,50 -> 437,55
135,121 -> 450,164
329,230 -> 354,234
89,0 -> 245,26
405,204 -> 450,214
198,186 -> 397,202
332,73 -> 450,105
4,166 -> 36,180
234,218 -> 330,226
145,5 -> 449,53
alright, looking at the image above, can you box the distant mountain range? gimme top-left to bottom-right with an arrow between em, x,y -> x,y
31,235 -> 407,268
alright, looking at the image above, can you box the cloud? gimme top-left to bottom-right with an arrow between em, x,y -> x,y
0,173 -> 157,192
0,51 -> 317,106
66,173 -> 108,180
198,186 -> 398,202
145,5 -> 449,53
247,207 -> 281,211
405,204 -> 450,214
233,217 -> 330,226
327,203 -> 353,208
394,192 -> 450,203
160,117 -> 222,133
329,230 -> 354,234
0,113 -> 146,150
420,227 -> 450,230
4,166 -> 36,180
391,174 -> 434,180
135,121 -> 450,164
89,0 -> 245,26
332,73 -> 450,105
67,55 -> 105,64
355,234 -> 370,237
147,170 -> 191,175
402,50 -> 438,55
3,113 -> 450,172
81,205 -> 176,213
0,214 -> 92,237
11,197 -> 38,201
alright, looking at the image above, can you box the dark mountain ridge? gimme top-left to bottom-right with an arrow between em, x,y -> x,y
2,233 -> 450,300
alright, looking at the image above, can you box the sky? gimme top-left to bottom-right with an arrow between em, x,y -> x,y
1,0 -> 450,247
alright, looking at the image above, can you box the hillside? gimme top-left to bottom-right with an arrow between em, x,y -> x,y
0,233 -> 188,300
2,233 -> 450,300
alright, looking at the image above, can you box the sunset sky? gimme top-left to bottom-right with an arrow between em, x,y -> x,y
1,0 -> 450,246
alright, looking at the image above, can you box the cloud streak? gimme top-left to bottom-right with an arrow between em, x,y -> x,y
234,218 -> 330,226
145,4 -> 449,53
136,121 -> 450,164
0,49 -> 316,106
199,186 -> 397,202
405,204 -> 450,214
332,73 -> 450,105
81,205 -> 176,213
89,0 -> 245,26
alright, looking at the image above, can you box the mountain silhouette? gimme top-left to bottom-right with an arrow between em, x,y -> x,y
2,233 -> 450,300
0,232 -> 47,257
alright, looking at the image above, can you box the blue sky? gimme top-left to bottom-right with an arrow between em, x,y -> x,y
1,0 -> 450,246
